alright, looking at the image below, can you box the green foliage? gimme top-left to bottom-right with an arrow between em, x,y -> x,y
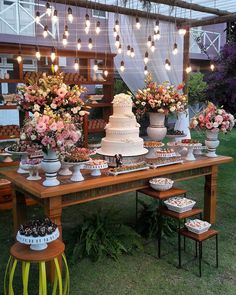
136,199 -> 177,240
114,78 -> 130,95
187,72 -> 207,105
64,210 -> 143,262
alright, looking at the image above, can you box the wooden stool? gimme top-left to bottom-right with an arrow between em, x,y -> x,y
179,228 -> 219,277
159,207 -> 203,266
4,240 -> 69,295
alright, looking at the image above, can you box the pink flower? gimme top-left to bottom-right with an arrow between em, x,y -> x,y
56,121 -> 64,131
215,115 -> 223,124
206,122 -> 213,129
40,115 -> 50,125
57,87 -> 67,98
36,122 -> 47,133
198,114 -> 205,122
41,136 -> 50,146
49,122 -> 58,131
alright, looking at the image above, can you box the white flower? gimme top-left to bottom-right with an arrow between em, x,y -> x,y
50,103 -> 57,110
42,92 -> 47,97
158,108 -> 165,113
170,106 -> 176,112
218,109 -> 223,115
213,122 -> 219,128
31,134 -> 37,141
33,104 -> 40,112
79,110 -> 86,116
34,112 -> 40,119
141,102 -> 146,106
76,130 -> 82,138
136,101 -> 140,104
71,107 -> 79,114
20,133 -> 26,140
192,119 -> 198,126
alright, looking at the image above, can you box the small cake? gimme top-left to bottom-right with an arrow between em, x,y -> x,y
181,139 -> 199,144
64,147 -> 90,163
156,148 -> 176,158
144,141 -> 164,148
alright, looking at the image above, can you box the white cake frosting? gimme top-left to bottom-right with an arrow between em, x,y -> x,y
98,93 -> 147,156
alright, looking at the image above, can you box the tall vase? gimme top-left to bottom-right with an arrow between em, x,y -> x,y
205,130 -> 220,158
174,110 -> 191,139
41,149 -> 61,187
147,112 -> 167,141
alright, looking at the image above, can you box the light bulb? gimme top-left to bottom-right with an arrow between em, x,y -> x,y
74,58 -> 79,71
178,28 -> 187,35
136,17 -> 141,29
51,48 -> 56,62
43,25 -> 48,38
115,35 -> 120,48
35,11 -> 40,24
77,38 -> 81,50
35,47 -> 41,60
210,63 -> 215,71
85,14 -> 90,27
104,69 -> 108,77
52,10 -> 58,23
45,2 -> 51,16
172,43 -> 178,55
165,59 -> 171,71
130,48 -> 135,58
85,25 -> 89,34
144,51 -> 149,64
118,44 -> 122,54
64,25 -> 69,37
186,65 -> 192,73
62,33 -> 67,46
17,53 -> 22,64
68,7 -> 73,23
156,30 -> 161,40
96,21 -> 101,34
144,65 -> 148,76
151,41 -> 155,52
115,19 -> 119,31
113,28 -> 118,38
127,45 -> 131,56
93,60 -> 98,71
120,60 -> 125,72
154,19 -> 159,33
88,38 -> 93,50
147,35 -> 152,48
54,64 -> 59,72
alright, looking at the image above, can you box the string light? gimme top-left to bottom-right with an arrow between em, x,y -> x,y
165,58 -> 171,71
77,38 -> 81,50
43,25 -> 48,38
136,17 -> 140,29
210,62 -> 215,71
35,11 -> 40,24
35,46 -> 41,60
127,45 -> 131,56
88,38 -> 93,50
113,28 -> 118,38
16,52 -> 22,64
178,28 -> 187,35
155,30 -> 161,40
130,48 -> 135,58
115,19 -> 119,31
74,58 -> 79,71
154,19 -> 159,32
172,43 -> 178,55
62,33 -> 68,46
151,41 -> 155,52
118,44 -> 122,54
96,21 -> 101,34
67,7 -> 73,23
120,60 -> 125,72
147,36 -> 152,48
45,2 -> 51,16
93,60 -> 98,71
54,64 -> 59,72
85,14 -> 90,27
185,64 -> 192,73
144,65 -> 148,76
85,24 -> 89,34
115,35 -> 120,48
104,69 -> 108,77
64,25 -> 69,37
52,10 -> 58,23
51,47 -> 56,62
144,51 -> 149,64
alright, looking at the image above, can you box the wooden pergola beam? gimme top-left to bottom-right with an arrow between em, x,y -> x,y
41,0 -> 186,23
150,0 -> 231,17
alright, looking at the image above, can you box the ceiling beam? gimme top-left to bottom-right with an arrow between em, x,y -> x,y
150,0 -> 231,17
41,0 -> 186,23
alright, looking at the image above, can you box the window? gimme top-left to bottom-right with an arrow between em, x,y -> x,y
92,9 -> 107,19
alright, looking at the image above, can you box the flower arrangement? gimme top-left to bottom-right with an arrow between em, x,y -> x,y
133,74 -> 187,117
20,106 -> 81,153
190,102 -> 235,133
17,73 -> 87,116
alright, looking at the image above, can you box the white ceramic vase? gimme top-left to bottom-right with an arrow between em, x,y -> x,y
41,149 -> 61,186
205,130 -> 220,158
147,112 -> 167,141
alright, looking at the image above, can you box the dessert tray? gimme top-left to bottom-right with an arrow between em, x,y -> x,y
164,197 -> 196,213
62,160 -> 90,182
149,178 -> 174,191
146,157 -> 183,169
185,219 -> 211,234
176,140 -> 202,161
5,146 -> 29,174
155,148 -> 179,158
144,141 -> 165,159
84,159 -> 108,176
108,162 -> 149,176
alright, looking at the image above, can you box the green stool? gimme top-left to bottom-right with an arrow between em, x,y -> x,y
4,239 -> 69,295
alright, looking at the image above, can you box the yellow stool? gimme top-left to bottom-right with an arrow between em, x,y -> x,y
4,239 -> 69,295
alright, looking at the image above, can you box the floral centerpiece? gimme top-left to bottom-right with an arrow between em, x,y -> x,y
133,74 -> 187,117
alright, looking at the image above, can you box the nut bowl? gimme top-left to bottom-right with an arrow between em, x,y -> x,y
149,177 -> 174,191
185,219 -> 211,234
164,197 -> 196,213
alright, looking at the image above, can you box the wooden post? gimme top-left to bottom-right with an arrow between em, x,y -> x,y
182,27 -> 190,94
12,188 -> 27,236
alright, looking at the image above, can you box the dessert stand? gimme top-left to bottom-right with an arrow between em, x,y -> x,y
16,228 -> 60,251
146,150 -> 183,169
178,143 -> 202,161
5,148 -> 29,174
144,142 -> 165,159
59,162 -> 73,176
65,161 -> 90,182
0,152 -> 13,163
21,163 -> 41,181
165,133 -> 187,142
84,162 -> 108,176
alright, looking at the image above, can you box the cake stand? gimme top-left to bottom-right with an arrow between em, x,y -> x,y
21,163 -> 41,181
59,162 -> 73,176
5,148 -> 29,174
178,143 -> 202,161
166,134 -> 187,142
16,228 -> 60,251
0,152 -> 13,163
144,142 -> 165,159
84,162 -> 108,176
66,161 -> 90,182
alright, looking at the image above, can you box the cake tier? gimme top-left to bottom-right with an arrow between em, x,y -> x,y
108,115 -> 138,129
105,128 -> 140,140
113,105 -> 133,117
100,138 -> 146,156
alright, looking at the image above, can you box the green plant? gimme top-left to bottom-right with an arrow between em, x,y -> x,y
64,209 -> 143,262
114,78 -> 130,95
187,72 -> 207,105
136,199 -> 177,240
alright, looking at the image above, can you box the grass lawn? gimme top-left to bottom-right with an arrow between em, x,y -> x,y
0,130 -> 236,294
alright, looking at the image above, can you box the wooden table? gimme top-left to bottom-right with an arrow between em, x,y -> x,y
1,156 -> 233,237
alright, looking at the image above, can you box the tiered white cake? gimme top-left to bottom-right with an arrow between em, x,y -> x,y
98,93 -> 147,156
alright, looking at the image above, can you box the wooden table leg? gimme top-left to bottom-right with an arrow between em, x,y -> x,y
12,188 -> 27,236
204,166 -> 218,224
